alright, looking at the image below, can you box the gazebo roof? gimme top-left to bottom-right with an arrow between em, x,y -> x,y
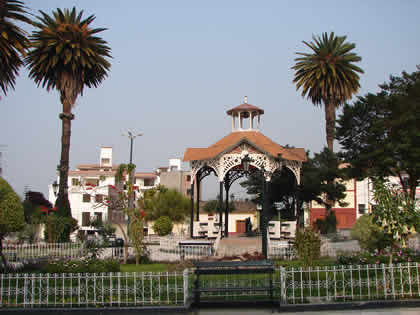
226,103 -> 264,115
183,131 -> 307,162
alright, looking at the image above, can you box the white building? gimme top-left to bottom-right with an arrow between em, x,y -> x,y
48,147 -> 158,239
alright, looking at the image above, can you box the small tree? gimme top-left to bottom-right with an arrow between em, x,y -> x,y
0,178 -> 25,269
152,216 -> 173,236
294,227 -> 321,266
351,214 -> 392,252
372,178 -> 420,264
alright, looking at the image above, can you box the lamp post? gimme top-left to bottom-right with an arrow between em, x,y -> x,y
52,181 -> 59,196
122,131 -> 143,165
122,131 -> 143,236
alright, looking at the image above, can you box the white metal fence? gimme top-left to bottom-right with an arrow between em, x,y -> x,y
0,270 -> 190,308
277,262 -> 420,304
1,263 -> 420,309
2,243 -> 84,263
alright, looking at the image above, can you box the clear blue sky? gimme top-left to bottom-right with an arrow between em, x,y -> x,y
1,0 -> 419,200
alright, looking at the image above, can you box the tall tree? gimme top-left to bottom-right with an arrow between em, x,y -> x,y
240,148 -> 347,227
292,32 -> 363,151
336,67 -> 420,201
0,177 -> 24,269
0,0 -> 31,98
25,7 -> 111,240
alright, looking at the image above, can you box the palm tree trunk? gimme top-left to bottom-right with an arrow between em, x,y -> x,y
324,101 -> 336,152
55,98 -> 73,219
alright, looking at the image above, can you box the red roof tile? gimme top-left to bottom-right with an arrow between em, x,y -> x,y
183,131 -> 306,162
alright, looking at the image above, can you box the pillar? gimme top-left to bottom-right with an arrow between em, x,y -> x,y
262,178 -> 270,259
219,181 -> 223,238
196,179 -> 200,221
224,185 -> 229,237
190,182 -> 194,238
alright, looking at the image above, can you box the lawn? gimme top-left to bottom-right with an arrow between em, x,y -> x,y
120,263 -> 172,272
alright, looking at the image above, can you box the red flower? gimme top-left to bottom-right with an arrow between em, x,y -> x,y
108,185 -> 116,190
140,210 -> 146,218
86,187 -> 92,190
51,207 -> 57,211
133,186 -> 138,190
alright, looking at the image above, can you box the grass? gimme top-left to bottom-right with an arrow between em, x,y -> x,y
120,263 -> 170,272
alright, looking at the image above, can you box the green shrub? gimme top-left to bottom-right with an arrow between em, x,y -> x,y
314,210 -> 337,234
294,228 -> 321,266
44,258 -> 120,273
336,248 -> 420,265
351,214 -> 392,251
152,216 -> 173,236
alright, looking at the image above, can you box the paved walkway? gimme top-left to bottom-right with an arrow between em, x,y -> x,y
216,236 -> 261,257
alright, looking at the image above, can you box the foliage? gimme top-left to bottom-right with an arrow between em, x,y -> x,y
106,163 -> 146,265
141,185 -> 190,223
371,178 -> 419,264
294,228 -> 321,266
240,147 -> 347,227
292,32 -> 363,151
44,258 -> 120,273
202,197 -> 236,215
16,223 -> 40,244
23,191 -> 52,223
336,67 -> 420,201
0,0 -> 31,98
82,239 -> 105,259
43,214 -> 78,243
152,216 -> 173,236
0,177 -> 24,269
351,214 -> 391,251
25,7 -> 112,240
336,248 -> 420,265
89,218 -> 116,244
314,210 -> 337,234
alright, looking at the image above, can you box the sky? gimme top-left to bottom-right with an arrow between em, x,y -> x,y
1,0 -> 419,200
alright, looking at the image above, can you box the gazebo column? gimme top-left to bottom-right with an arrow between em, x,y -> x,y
257,114 -> 260,130
249,111 -> 252,130
190,181 -> 194,238
224,182 -> 230,238
196,179 -> 200,221
219,181 -> 224,238
262,178 -> 270,259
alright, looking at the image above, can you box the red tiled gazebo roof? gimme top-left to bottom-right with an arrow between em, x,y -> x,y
183,131 -> 306,162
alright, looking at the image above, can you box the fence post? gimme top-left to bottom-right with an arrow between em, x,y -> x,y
183,269 -> 189,306
280,266 -> 286,306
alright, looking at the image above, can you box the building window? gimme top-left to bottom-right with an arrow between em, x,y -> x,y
83,194 -> 91,203
358,204 -> 366,214
186,188 -> 192,196
95,194 -> 103,203
101,158 -> 110,165
94,212 -> 103,223
82,212 -> 90,227
85,179 -> 99,186
144,178 -> 154,187
72,178 -> 80,186
186,175 -> 191,182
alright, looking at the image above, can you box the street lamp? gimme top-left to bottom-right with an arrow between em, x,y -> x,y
122,131 -> 143,236
52,181 -> 59,196
122,131 -> 143,165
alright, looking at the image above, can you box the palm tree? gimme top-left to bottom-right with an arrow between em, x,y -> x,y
26,7 -> 111,235
0,0 -> 31,98
292,32 -> 363,152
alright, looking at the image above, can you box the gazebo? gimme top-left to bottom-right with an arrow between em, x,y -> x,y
183,97 -> 307,256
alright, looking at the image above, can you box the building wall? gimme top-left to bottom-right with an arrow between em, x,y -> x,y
310,179 -> 357,230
